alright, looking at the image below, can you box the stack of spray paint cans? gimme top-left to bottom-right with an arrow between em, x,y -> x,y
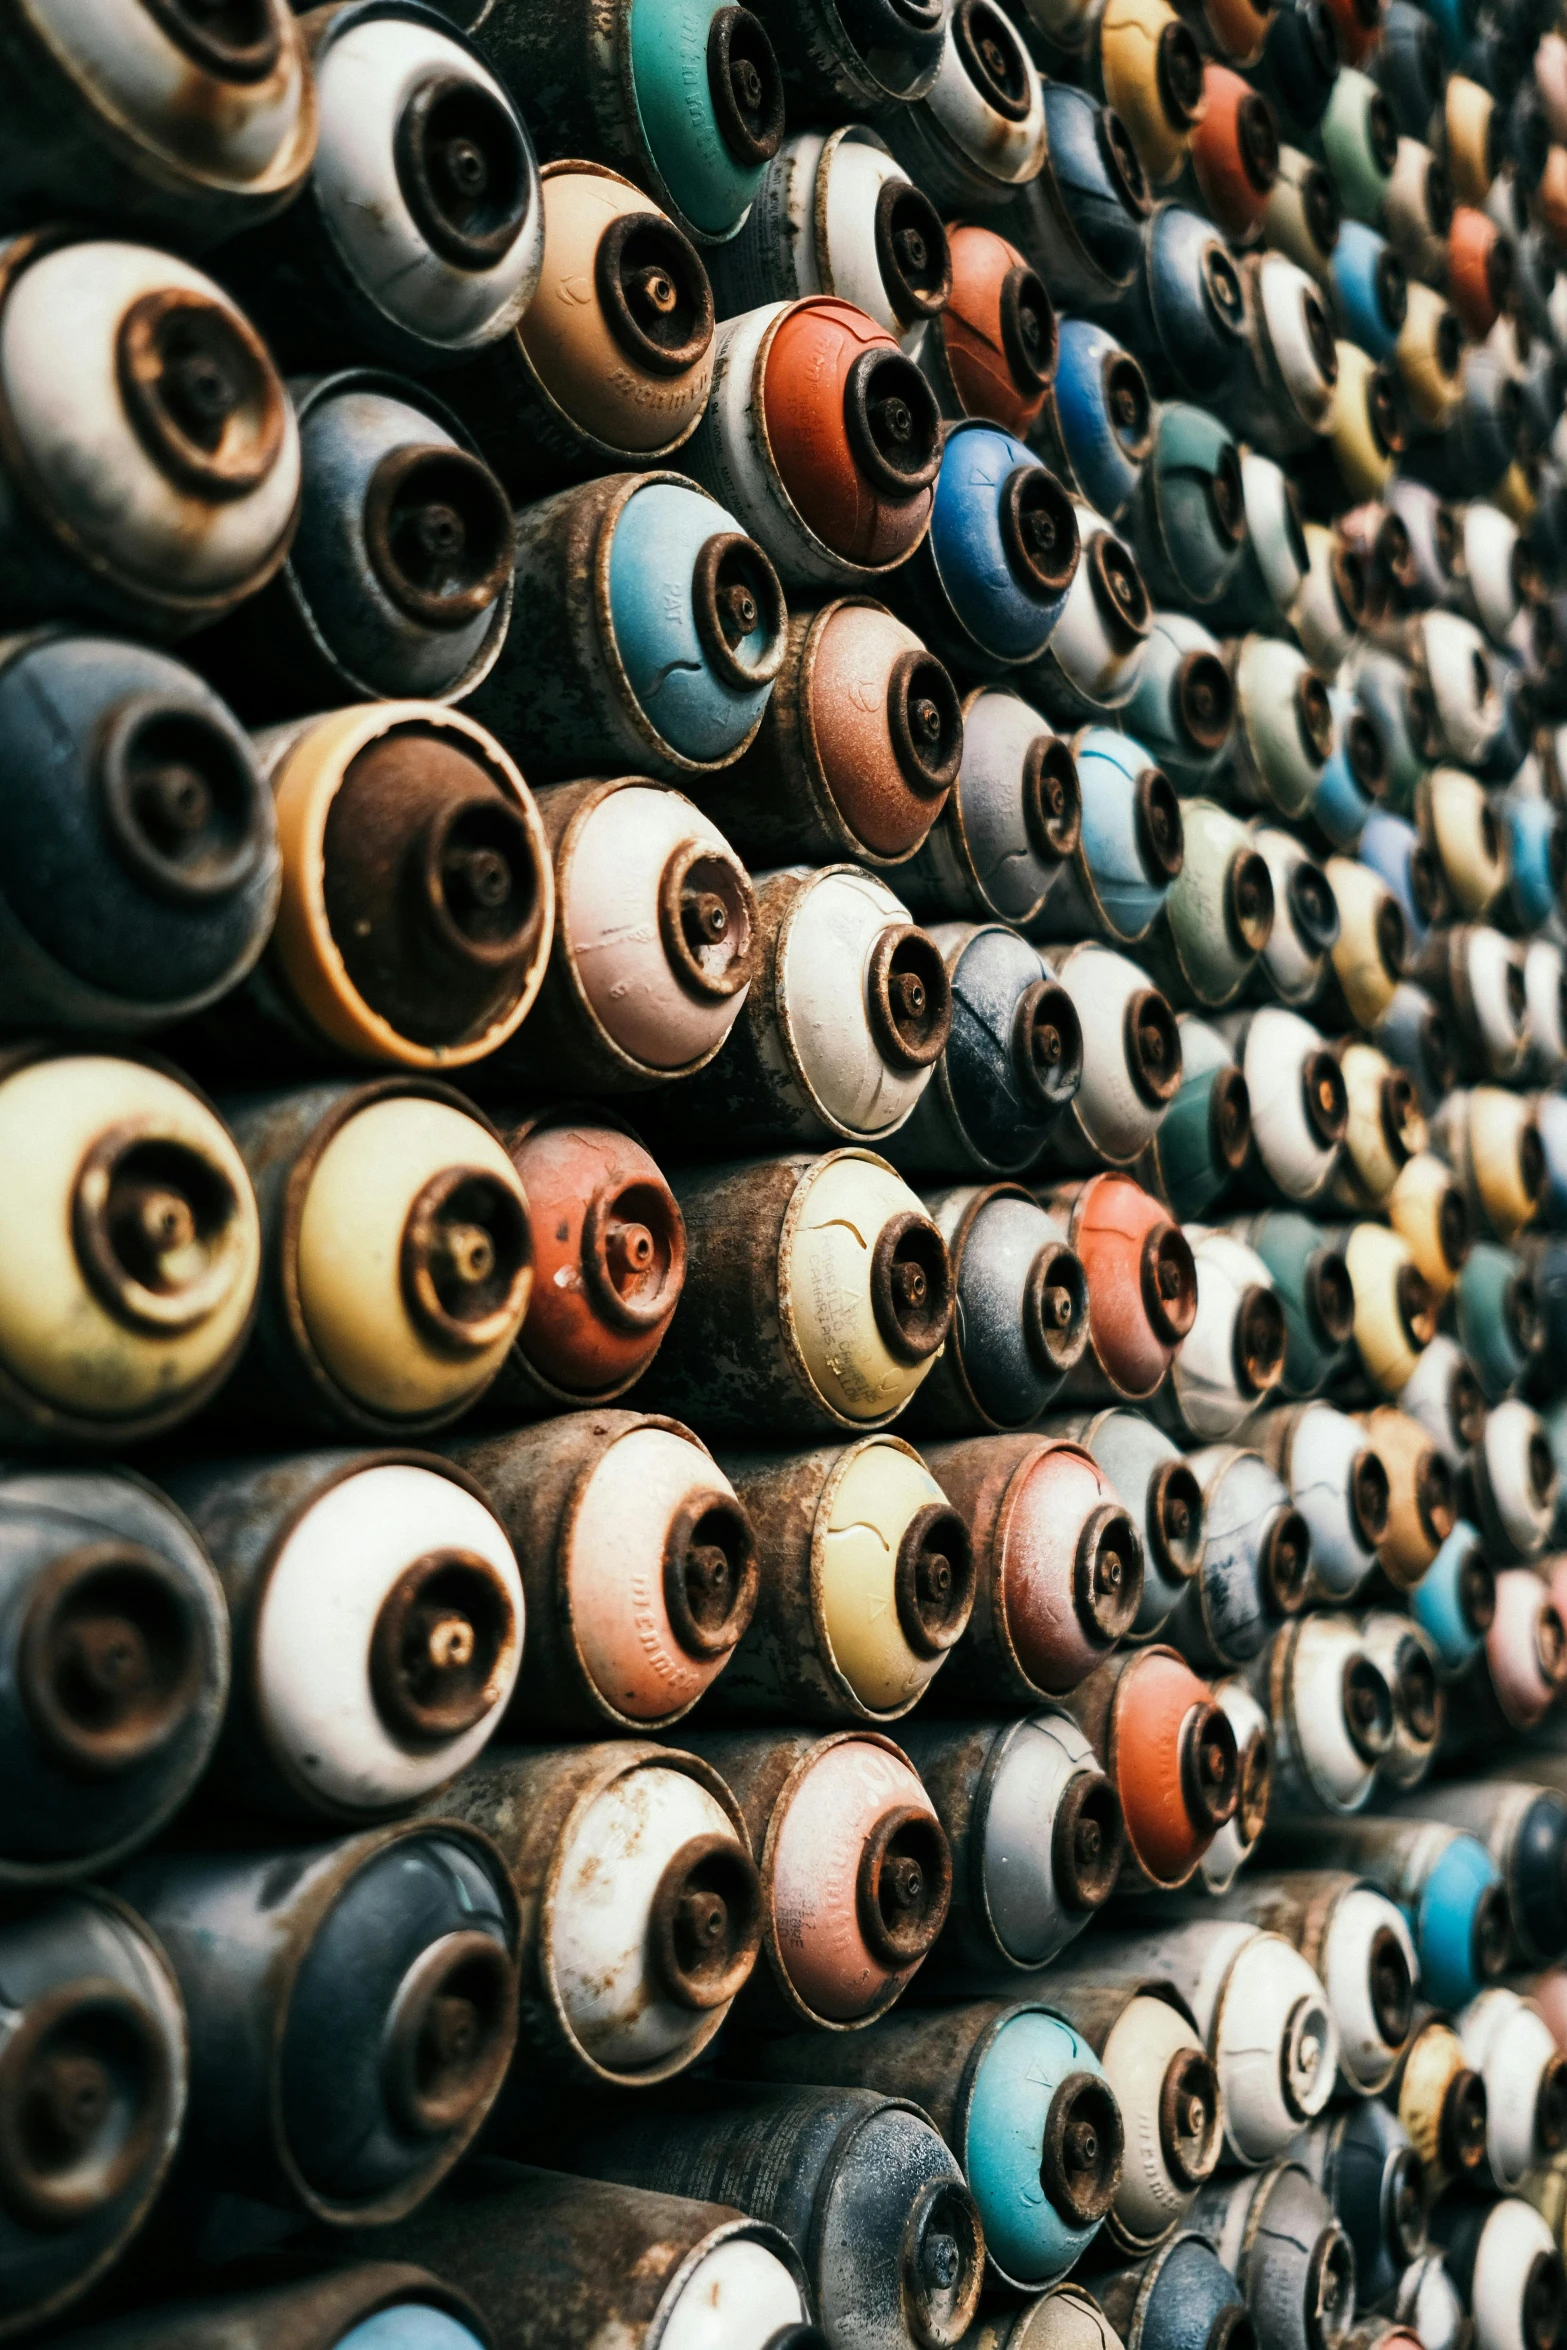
3,0 -> 1567,2347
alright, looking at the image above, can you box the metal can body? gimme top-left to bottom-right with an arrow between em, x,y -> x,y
0,1046 -> 260,1448
0,1464 -> 229,1880
423,1742 -> 759,2089
685,1726 -> 949,2027
523,2080 -> 986,2350
219,1079 -> 533,1438
742,1999 -> 1123,2291
638,1152 -> 955,1436
703,1436 -> 973,1721
116,1819 -> 520,2221
900,1709 -> 1123,1985
447,1414 -> 752,1735
162,1447 -> 524,1817
0,1889 -> 187,2338
0,631 -> 279,1035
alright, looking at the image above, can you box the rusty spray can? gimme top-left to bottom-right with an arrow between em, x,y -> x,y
159,1447 -> 524,1821
1196,1673 -> 1273,1895
194,372 -> 515,719
1257,1817 -> 1510,2013
0,0 -> 314,247
1163,1443 -> 1309,1671
711,128 -> 950,348
1192,1866 -> 1418,2095
740,1998 -> 1123,2291
920,1434 -> 1142,1705
637,1152 -> 955,1436
1011,1977 -> 1220,2256
1089,2233 -> 1255,2350
903,1189 -> 1089,1431
214,702 -> 552,1072
900,690 -> 1081,932
1245,1613 -> 1395,1822
464,472 -> 786,782
1158,1233 -> 1289,1444
1041,1174 -> 1199,1404
701,1437 -> 973,1722
689,600 -> 963,870
428,1742 -> 759,2091
1053,1920 -> 1338,2168
1041,1407 -> 1204,1640
116,1819 -> 520,2221
1353,1405 -> 1454,1586
1292,2103 -> 1427,2315
519,2078 -> 985,2350
887,924 -> 1083,1179
0,1890 -> 187,2339
1249,1401 -> 1390,1602
341,2166 -> 816,2350
0,631 -> 280,1036
0,1046 -> 259,1449
1428,2195 -> 1567,2350
490,777 -> 754,1094
899,1709 -> 1124,1985
0,228 -> 300,636
1223,1213 -> 1356,1403
1392,1776 -> 1567,1966
880,0 -> 1047,209
1059,1644 -> 1240,1892
218,0 -> 543,373
443,163 -> 718,497
446,1415 -> 752,1735
1188,2164 -> 1356,2350
218,1078 -> 532,1439
1455,1986 -> 1567,2193
0,1465 -> 228,1881
55,2266 -> 494,2350
1134,1017 -> 1251,1224
663,865 -> 951,1148
483,1112 -> 686,1413
684,298 -> 943,591
684,1727 -> 949,2028
1037,948 -> 1185,1173
1355,1609 -> 1442,1789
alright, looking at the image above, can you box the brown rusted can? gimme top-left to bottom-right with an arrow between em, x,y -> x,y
703,1437 -> 974,1722
447,1412 -> 755,1733
684,1727 -> 950,2028
57,2267 -> 492,2350
341,2164 -> 817,2350
228,703 -> 554,1072
638,1152 -> 955,1434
